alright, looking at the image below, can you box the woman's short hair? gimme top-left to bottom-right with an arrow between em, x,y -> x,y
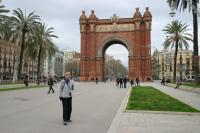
65,72 -> 71,76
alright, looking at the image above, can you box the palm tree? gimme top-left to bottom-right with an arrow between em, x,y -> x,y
24,37 -> 38,82
0,0 -> 9,21
0,17 -> 13,41
11,8 -> 40,80
167,0 -> 199,82
163,20 -> 192,82
27,23 -> 58,85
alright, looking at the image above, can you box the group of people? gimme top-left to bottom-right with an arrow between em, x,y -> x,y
116,77 -> 140,88
129,77 -> 140,87
116,78 -> 128,88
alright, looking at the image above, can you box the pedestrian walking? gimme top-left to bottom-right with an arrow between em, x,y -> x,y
175,78 -> 182,89
24,75 -> 29,86
47,75 -> 54,94
96,77 -> 98,84
119,78 -> 123,88
161,77 -> 165,85
123,78 -> 127,88
70,77 -> 74,90
115,78 -> 118,87
136,77 -> 140,87
59,72 -> 73,125
130,79 -> 134,87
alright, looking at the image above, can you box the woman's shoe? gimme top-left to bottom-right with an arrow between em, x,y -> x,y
67,120 -> 72,122
63,121 -> 67,125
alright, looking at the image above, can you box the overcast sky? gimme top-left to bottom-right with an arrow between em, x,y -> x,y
2,0 -> 200,66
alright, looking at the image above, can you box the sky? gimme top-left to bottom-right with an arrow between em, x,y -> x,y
2,0 -> 200,66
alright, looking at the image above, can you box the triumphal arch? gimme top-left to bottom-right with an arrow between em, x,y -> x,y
79,8 -> 152,81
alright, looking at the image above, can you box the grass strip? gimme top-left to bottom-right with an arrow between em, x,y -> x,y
126,86 -> 199,112
0,85 -> 47,91
182,82 -> 200,88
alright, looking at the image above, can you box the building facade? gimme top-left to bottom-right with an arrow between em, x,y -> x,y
54,50 -> 64,78
0,40 -> 38,82
64,51 -> 80,78
152,49 -> 194,81
0,40 -> 65,82
42,49 -> 65,80
0,40 -> 16,81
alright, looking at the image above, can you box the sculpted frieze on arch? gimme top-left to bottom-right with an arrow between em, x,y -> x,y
95,23 -> 135,32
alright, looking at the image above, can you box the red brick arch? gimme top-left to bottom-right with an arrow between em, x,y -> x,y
79,8 -> 152,81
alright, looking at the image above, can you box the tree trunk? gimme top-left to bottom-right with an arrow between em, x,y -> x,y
17,31 -> 26,80
37,44 -> 42,85
192,0 -> 199,83
173,40 -> 179,83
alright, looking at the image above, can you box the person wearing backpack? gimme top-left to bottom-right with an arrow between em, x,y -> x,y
59,72 -> 73,125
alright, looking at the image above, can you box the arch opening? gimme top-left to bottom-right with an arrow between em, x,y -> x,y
97,37 -> 133,58
104,44 -> 128,81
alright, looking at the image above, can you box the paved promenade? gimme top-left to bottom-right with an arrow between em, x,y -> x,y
107,82 -> 200,133
0,81 -> 200,133
0,82 -> 127,133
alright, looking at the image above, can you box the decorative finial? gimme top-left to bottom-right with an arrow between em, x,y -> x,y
111,13 -> 119,22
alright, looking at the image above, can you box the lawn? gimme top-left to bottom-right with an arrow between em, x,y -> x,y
182,82 -> 200,88
0,84 -> 48,91
126,86 -> 199,112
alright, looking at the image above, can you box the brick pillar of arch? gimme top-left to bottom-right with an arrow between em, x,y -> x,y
96,57 -> 104,81
128,56 -> 135,80
143,20 -> 152,81
79,24 -> 87,81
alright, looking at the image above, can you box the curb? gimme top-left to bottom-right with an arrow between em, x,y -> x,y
125,110 -> 200,116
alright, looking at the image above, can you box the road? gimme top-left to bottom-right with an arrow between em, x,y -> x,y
0,82 -> 128,133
